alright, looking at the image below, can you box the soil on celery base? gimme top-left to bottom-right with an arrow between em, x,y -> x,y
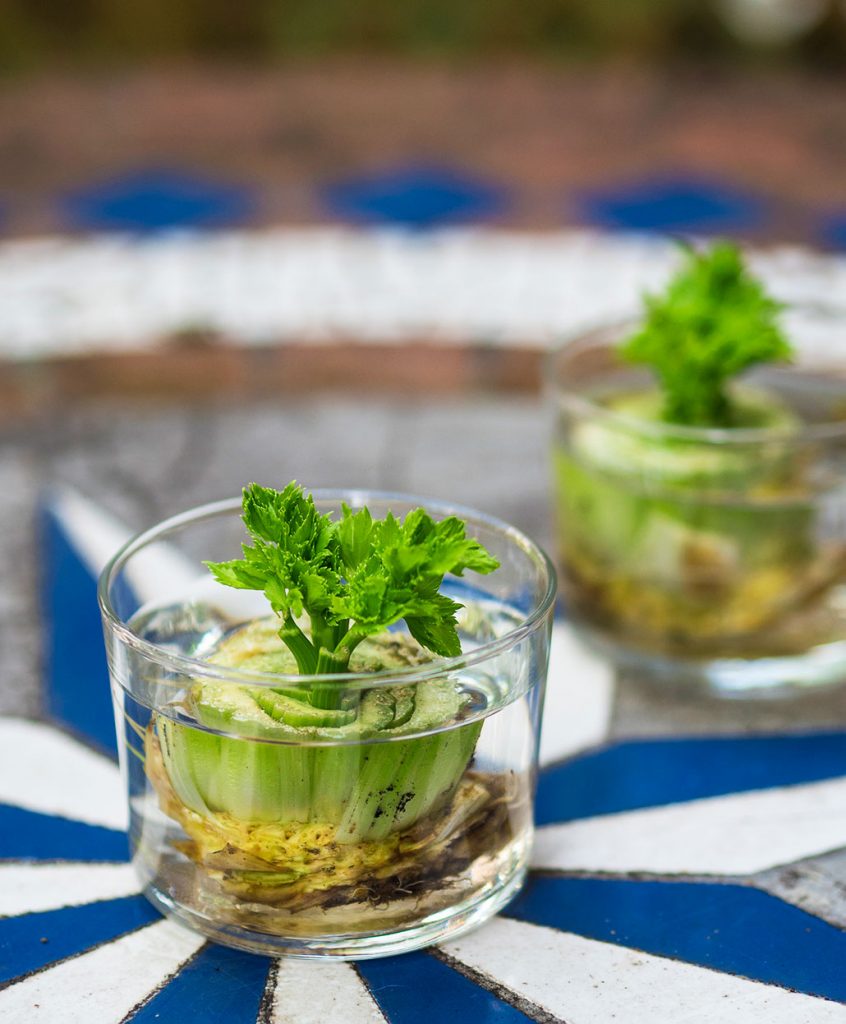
145,726 -> 527,925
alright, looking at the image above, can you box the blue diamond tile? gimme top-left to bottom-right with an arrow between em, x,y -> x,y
62,168 -> 257,233
321,163 -> 509,229
820,212 -> 846,250
577,175 -> 767,235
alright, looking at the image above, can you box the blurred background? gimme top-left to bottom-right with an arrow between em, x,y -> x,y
4,0 -> 846,715
4,1 -> 846,388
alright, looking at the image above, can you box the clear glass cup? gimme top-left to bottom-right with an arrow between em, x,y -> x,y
548,311 -> 846,697
99,492 -> 555,958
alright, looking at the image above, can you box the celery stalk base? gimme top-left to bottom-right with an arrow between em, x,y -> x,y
139,850 -> 530,959
137,722 -> 531,955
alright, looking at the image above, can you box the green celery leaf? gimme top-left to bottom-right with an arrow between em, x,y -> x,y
208,483 -> 500,673
620,242 -> 793,427
337,504 -> 375,570
205,559 -> 266,590
333,508 -> 499,658
405,594 -> 464,659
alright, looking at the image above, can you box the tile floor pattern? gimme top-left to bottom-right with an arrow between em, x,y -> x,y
2,486 -> 846,1022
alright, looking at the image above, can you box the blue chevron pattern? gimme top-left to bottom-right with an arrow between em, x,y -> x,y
1,494 -> 841,1021
125,944 -> 272,1023
358,950 -> 536,1023
506,877 -> 846,1003
0,896 -> 159,987
536,732 -> 846,824
0,803 -> 128,862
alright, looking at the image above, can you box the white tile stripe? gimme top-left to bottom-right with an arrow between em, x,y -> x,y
539,623 -> 615,765
0,230 -> 668,358
271,961 -> 386,1023
52,485 -> 326,623
0,863 -> 139,919
443,917 -> 846,1023
1,229 -> 844,360
51,486 -> 200,597
0,918 -> 204,1024
0,718 -> 125,830
533,775 -> 846,877
48,486 -> 135,577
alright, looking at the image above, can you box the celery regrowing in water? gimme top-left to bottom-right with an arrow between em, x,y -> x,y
554,242 -> 832,654
150,483 -> 503,908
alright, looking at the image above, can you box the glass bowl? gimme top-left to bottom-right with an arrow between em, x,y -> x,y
547,310 -> 846,697
99,492 -> 556,957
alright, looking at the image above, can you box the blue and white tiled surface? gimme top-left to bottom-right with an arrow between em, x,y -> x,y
2,491 -> 846,1021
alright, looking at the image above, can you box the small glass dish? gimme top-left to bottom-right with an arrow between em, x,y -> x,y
99,492 -> 555,958
547,309 -> 846,697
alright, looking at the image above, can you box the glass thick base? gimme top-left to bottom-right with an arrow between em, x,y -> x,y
578,622 -> 846,699
139,860 -> 528,959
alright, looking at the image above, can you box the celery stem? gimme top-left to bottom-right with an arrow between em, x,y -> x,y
279,614 -> 318,675
333,625 -> 370,664
310,646 -> 351,709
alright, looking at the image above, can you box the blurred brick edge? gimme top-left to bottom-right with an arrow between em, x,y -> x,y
0,341 -> 542,424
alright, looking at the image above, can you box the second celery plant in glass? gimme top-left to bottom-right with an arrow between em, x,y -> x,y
551,243 -> 846,693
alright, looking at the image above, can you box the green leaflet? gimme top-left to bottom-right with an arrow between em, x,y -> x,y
620,242 -> 793,428
206,482 -> 499,690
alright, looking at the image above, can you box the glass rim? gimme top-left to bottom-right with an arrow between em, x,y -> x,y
98,490 -> 558,689
546,315 -> 846,446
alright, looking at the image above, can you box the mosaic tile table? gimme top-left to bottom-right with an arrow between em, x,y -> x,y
2,490 -> 846,1022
